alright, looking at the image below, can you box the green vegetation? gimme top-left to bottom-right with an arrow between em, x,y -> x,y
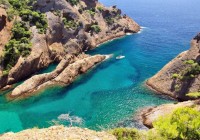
67,0 -> 79,6
0,0 -> 10,7
85,23 -> 101,34
111,128 -> 142,140
182,60 -> 200,79
186,92 -> 200,98
62,17 -> 81,30
8,0 -> 28,10
6,8 -> 18,21
3,21 -> 31,72
90,24 -> 101,33
112,107 -> 200,140
1,0 -> 48,72
3,0 -> 47,33
86,8 -> 96,16
97,6 -> 103,12
1,0 -> 49,72
105,17 -> 115,25
105,14 -> 121,25
184,59 -> 195,65
53,10 -> 61,17
172,59 -> 200,93
172,73 -> 181,79
153,107 -> 200,140
20,9 -> 48,34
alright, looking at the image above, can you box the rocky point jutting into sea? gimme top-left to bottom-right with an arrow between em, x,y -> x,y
0,0 -> 140,98
141,34 -> 200,128
146,33 -> 200,101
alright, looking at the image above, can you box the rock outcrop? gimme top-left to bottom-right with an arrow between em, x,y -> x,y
0,0 -> 140,93
146,33 -> 200,100
140,99 -> 200,128
10,54 -> 106,98
0,7 -> 13,74
0,126 -> 116,140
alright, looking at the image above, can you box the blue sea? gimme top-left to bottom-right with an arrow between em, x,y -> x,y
0,0 -> 200,133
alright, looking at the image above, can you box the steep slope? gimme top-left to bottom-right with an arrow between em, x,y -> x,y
0,0 -> 140,96
147,33 -> 200,101
0,7 -> 13,74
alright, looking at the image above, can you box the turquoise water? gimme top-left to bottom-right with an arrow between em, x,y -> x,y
0,0 -> 200,133
38,63 -> 58,74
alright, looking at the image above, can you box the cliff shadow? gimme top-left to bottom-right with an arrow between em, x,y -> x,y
0,15 -> 6,31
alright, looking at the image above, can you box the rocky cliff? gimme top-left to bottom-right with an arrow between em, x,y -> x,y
140,99 -> 200,128
0,8 -> 12,57
0,126 -> 116,140
10,54 -> 107,98
0,0 -> 140,97
146,33 -> 200,101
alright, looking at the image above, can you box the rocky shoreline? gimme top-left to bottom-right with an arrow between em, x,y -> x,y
0,0 -> 140,99
10,54 -> 107,98
141,33 -> 200,128
146,34 -> 200,101
139,99 -> 200,128
1,0 -> 199,139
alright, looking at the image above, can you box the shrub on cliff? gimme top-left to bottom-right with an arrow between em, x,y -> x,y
6,8 -> 18,21
67,0 -> 79,6
11,21 -> 31,39
105,17 -> 115,25
91,24 -> 101,33
62,17 -> 81,30
186,92 -> 200,99
153,107 -> 200,140
86,8 -> 96,16
0,0 -> 10,7
8,0 -> 29,10
97,6 -> 103,12
3,21 -> 31,71
20,9 -> 48,34
111,128 -> 142,140
112,108 -> 200,140
171,59 -> 200,93
5,0 -> 48,34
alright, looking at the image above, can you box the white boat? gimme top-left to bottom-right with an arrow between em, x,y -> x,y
116,55 -> 125,60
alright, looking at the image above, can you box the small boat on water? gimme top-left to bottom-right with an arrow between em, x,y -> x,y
116,55 -> 125,60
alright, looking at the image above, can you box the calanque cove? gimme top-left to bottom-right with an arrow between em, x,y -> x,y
0,0 -> 199,140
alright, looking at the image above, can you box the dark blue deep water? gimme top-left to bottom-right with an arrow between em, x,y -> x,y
0,0 -> 200,133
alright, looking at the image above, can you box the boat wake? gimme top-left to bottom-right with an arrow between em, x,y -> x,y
116,55 -> 125,60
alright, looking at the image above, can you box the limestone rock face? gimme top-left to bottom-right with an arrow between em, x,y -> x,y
0,126 -> 117,140
10,54 -> 106,98
0,7 -> 13,76
140,100 -> 200,128
0,0 -> 140,90
146,34 -> 200,100
0,27 -> 52,88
